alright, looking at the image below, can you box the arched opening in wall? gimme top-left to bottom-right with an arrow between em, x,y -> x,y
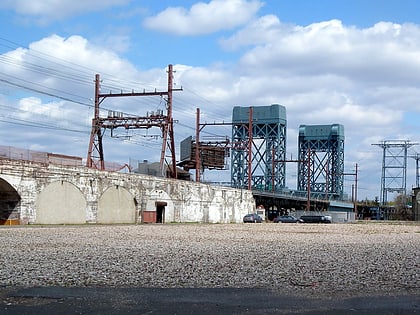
0,178 -> 21,225
156,201 -> 167,223
97,186 -> 136,224
37,181 -> 86,224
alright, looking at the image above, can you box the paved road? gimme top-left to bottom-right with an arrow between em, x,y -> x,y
1,286 -> 419,314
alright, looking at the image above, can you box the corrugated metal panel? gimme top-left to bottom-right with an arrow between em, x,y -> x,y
328,201 -> 354,212
232,104 -> 286,124
180,136 -> 193,162
299,124 -> 344,140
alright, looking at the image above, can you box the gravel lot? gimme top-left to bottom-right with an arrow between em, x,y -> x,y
0,222 -> 419,299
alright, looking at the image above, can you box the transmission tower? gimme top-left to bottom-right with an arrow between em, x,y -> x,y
297,124 -> 345,200
231,104 -> 287,191
372,140 -> 418,205
86,64 -> 182,178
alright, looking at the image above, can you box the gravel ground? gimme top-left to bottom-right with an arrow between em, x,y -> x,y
0,222 -> 419,299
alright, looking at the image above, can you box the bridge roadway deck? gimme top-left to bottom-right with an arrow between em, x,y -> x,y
252,189 -> 329,211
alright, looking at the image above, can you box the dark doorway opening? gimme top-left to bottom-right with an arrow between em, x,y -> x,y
0,178 -> 21,225
155,201 -> 167,223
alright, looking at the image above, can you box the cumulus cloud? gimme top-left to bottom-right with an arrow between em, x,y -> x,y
2,11 -> 420,198
233,18 -> 420,83
175,17 -> 420,193
143,0 -> 263,36
220,14 -> 285,50
0,34 -> 177,160
28,35 -> 136,75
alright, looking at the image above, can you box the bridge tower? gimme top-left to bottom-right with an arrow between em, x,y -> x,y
231,104 -> 287,191
297,124 -> 345,200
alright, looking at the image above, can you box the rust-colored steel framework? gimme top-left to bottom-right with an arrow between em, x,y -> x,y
86,64 -> 182,178
178,108 -> 231,182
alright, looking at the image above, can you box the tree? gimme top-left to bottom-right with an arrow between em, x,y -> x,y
394,194 -> 412,220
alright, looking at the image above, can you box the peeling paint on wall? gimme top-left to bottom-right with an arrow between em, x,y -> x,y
0,159 -> 255,224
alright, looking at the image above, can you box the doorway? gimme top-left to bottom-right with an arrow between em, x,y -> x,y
0,178 -> 21,225
155,201 -> 167,223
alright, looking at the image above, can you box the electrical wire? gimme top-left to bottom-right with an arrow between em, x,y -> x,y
0,34 -> 239,167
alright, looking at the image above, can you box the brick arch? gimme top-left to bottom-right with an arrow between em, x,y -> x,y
97,185 -> 136,224
36,181 -> 86,224
0,177 -> 21,225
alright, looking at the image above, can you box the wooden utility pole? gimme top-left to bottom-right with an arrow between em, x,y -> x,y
195,108 -> 201,182
248,107 -> 253,190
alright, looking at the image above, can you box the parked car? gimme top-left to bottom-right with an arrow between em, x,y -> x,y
273,215 -> 303,223
243,213 -> 263,223
299,215 -> 332,223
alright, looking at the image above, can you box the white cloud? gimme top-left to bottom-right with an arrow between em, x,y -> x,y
2,12 -> 420,199
143,0 -> 264,36
223,18 -> 420,87
220,14 -> 285,50
29,35 -> 135,73
172,18 -> 420,199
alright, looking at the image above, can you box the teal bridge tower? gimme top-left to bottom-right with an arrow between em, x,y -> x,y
297,124 -> 345,200
231,104 -> 287,192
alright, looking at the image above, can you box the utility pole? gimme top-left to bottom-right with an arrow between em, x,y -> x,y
248,107 -> 253,191
338,163 -> 358,215
86,64 -> 182,178
183,109 -> 232,183
195,108 -> 201,182
274,151 -> 311,210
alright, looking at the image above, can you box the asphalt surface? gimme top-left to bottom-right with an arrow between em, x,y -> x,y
0,286 -> 419,314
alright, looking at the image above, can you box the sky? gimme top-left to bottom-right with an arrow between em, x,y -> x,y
0,0 -> 420,201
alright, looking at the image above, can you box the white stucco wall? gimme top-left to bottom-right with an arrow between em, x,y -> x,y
36,181 -> 86,224
97,186 -> 136,224
0,159 -> 256,224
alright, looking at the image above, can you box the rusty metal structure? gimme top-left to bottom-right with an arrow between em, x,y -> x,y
86,64 -> 182,178
178,108 -> 230,182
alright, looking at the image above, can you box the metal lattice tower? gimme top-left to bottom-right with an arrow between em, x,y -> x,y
86,64 -> 181,177
372,140 -> 417,205
297,124 -> 345,200
231,104 -> 287,191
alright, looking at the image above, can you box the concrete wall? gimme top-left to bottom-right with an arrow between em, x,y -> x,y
0,159 -> 255,224
36,181 -> 86,224
294,210 -> 355,223
97,186 -> 136,224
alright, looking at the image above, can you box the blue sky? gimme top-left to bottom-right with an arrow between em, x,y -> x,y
0,0 -> 420,200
